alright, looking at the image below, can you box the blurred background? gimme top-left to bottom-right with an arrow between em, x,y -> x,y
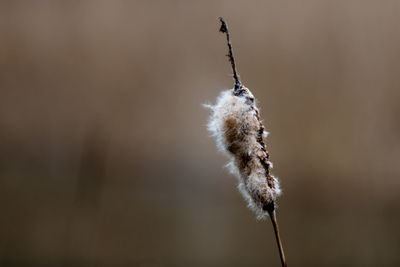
1,1 -> 400,266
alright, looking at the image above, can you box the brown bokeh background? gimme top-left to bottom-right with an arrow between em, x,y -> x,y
1,1 -> 400,266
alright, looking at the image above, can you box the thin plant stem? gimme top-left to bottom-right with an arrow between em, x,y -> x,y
267,208 -> 287,267
218,17 -> 241,92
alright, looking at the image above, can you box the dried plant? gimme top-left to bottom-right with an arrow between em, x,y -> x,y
205,17 -> 287,267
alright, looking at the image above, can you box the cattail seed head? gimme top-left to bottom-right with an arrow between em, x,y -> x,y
210,18 -> 287,267
206,86 -> 281,219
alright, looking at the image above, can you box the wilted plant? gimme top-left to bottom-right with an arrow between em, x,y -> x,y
205,17 -> 287,267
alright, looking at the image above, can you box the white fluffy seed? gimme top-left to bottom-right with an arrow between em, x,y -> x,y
206,86 -> 281,219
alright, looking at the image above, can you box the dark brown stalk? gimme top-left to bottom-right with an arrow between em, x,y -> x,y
218,17 -> 241,92
267,205 -> 287,267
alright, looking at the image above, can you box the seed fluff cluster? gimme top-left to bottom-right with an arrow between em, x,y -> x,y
206,86 -> 281,219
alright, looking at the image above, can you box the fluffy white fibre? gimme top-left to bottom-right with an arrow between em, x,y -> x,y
206,87 -> 281,219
